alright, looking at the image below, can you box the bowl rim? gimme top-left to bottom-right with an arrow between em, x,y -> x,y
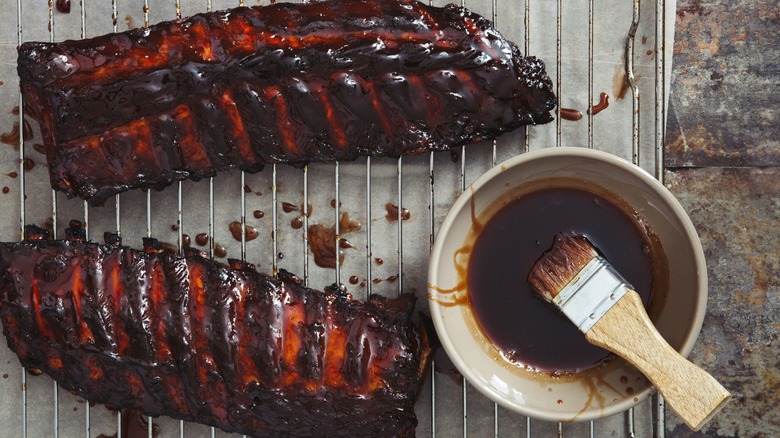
427,146 -> 708,422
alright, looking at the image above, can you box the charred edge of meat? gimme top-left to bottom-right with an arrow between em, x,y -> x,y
18,0 -> 556,205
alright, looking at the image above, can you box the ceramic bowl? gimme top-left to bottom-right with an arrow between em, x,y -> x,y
428,147 -> 707,422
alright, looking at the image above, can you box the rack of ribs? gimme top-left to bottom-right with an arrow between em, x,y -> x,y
0,226 -> 430,437
18,0 -> 556,205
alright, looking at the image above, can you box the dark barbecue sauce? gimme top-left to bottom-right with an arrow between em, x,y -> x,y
467,187 -> 655,374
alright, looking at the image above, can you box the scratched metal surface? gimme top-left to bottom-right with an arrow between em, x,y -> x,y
0,0 -> 676,436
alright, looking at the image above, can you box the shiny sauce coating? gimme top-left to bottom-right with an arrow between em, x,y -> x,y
468,187 -> 655,373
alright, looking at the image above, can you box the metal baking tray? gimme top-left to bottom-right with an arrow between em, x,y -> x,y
0,0 -> 676,436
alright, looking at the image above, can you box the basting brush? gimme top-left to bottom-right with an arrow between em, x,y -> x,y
528,233 -> 730,431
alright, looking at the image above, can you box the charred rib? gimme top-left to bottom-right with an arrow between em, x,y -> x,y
19,0 -> 556,204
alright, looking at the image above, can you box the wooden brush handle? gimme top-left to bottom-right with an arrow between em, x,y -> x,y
585,289 -> 731,431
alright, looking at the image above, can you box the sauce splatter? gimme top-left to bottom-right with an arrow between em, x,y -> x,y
559,108 -> 583,121
613,64 -> 630,100
22,158 -> 35,171
589,92 -> 610,116
384,203 -> 411,221
32,143 -> 46,155
195,233 -> 209,246
349,275 -> 359,285
291,217 -> 303,229
182,234 -> 191,247
339,238 -> 355,249
56,0 -> 71,13
229,221 -> 259,242
282,202 -> 298,213
307,213 -> 361,268
1,187 -> 8,194
213,243 -> 227,258
1,123 -> 21,149
374,258 -> 384,265
253,210 -> 264,219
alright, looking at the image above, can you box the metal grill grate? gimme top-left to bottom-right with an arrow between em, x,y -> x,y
0,0 -> 675,436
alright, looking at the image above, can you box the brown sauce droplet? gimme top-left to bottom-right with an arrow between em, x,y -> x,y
32,143 -> 46,155
243,184 -> 252,193
282,201 -> 298,213
56,0 -> 71,13
386,275 -> 398,283
1,123 -> 21,149
291,217 -> 303,229
372,278 -> 382,284
10,106 -> 19,116
359,281 -> 366,287
253,210 -> 264,219
229,221 -> 259,242
642,36 -> 648,44
195,233 -> 209,246
384,203 -> 411,221
6,172 -> 18,178
620,375 -> 629,384
2,373 -> 7,379
557,399 -> 563,405
278,252 -> 284,260
182,234 -> 191,247
468,187 -> 658,373
589,92 -> 610,116
374,257 -> 384,265
626,387 -> 634,394
22,158 -> 35,171
330,199 -> 340,208
349,275 -> 359,285
170,224 -> 179,232
559,108 -> 583,121
213,243 -> 227,258
2,187 -> 9,194
339,238 -> 355,249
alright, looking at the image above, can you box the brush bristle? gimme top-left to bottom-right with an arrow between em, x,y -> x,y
528,233 -> 599,301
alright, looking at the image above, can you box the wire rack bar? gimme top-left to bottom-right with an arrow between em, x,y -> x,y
16,0 -> 27,433
335,160 -> 341,287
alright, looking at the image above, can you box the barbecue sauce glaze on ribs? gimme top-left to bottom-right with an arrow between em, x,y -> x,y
18,0 -> 556,205
0,227 -> 430,437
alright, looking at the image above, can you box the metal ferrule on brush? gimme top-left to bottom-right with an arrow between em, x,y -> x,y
552,256 -> 632,333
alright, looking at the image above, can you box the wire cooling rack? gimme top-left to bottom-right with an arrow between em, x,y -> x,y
0,0 -> 675,436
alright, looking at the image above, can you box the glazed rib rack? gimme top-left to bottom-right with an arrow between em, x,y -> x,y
0,0 -> 673,436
